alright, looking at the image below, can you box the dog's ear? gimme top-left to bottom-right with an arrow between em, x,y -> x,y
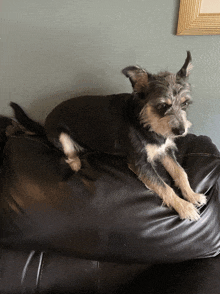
176,51 -> 193,79
122,66 -> 149,93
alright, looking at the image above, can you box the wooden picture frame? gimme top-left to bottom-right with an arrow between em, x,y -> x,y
177,0 -> 220,35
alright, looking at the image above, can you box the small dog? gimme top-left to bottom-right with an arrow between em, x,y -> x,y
10,51 -> 206,221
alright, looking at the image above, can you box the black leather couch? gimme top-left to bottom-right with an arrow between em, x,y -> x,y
1,117 -> 220,294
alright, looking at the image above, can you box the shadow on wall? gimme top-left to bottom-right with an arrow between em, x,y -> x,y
172,0 -> 181,35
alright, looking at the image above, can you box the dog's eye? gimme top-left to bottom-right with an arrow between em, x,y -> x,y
156,103 -> 171,112
181,100 -> 191,109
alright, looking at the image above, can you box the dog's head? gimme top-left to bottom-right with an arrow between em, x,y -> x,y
122,51 -> 193,139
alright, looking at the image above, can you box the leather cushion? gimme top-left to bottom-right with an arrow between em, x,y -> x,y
1,134 -> 220,264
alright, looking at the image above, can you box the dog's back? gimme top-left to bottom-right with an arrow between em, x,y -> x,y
10,94 -> 132,155
45,94 -> 132,155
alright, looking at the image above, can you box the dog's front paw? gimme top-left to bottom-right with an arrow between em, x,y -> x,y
186,193 -> 207,207
65,157 -> 81,172
177,201 -> 200,221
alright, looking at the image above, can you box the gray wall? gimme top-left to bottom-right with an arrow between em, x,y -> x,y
0,0 -> 220,149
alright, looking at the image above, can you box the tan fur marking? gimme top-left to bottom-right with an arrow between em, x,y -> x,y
161,156 -> 207,206
59,132 -> 82,172
180,96 -> 186,104
167,98 -> 172,105
134,74 -> 149,93
140,105 -> 173,137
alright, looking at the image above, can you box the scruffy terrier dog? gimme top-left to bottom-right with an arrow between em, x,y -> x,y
10,51 -> 206,221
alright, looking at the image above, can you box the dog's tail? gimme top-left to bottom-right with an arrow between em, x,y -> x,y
10,102 -> 46,136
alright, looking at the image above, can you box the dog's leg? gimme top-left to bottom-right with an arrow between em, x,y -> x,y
129,163 -> 200,221
59,132 -> 82,172
161,153 -> 207,207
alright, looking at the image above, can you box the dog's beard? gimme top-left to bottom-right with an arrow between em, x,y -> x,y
140,108 -> 192,139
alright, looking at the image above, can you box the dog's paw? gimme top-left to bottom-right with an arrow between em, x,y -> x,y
178,201 -> 200,221
65,157 -> 81,172
186,193 -> 207,207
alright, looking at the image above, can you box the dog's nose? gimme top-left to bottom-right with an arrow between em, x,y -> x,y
172,127 -> 185,136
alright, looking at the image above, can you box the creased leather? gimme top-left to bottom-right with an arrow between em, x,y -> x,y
0,134 -> 220,265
